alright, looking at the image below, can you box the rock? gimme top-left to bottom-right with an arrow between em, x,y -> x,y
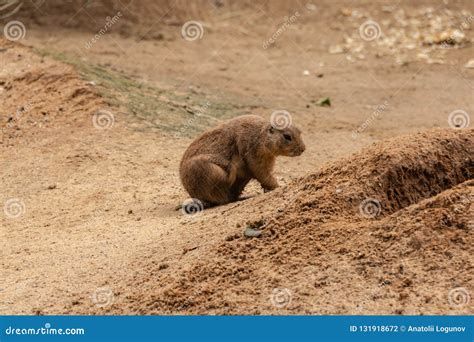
329,45 -> 345,54
417,52 -> 429,60
244,227 -> 262,238
158,263 -> 169,270
340,8 -> 352,16
338,6 -> 471,65
382,5 -> 395,13
464,59 -> 474,69
316,97 -> 331,107
427,58 -> 445,64
423,29 -> 465,46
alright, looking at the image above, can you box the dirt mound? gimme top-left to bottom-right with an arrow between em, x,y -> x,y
277,128 -> 473,222
0,39 -> 104,144
105,129 -> 472,315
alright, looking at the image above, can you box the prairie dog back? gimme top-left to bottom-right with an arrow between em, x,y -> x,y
179,115 -> 305,206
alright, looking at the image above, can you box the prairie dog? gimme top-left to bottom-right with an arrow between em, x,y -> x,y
179,115 -> 305,206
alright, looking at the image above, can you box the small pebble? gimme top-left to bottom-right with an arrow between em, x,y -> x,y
464,59 -> 474,69
244,227 -> 262,238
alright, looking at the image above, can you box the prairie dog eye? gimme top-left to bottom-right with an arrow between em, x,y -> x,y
283,133 -> 292,141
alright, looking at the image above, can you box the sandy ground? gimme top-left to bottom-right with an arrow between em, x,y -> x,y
0,0 -> 473,314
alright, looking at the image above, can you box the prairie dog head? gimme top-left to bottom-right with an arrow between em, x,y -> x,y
264,124 -> 306,157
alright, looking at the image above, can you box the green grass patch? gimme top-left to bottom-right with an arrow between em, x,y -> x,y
33,48 -> 252,136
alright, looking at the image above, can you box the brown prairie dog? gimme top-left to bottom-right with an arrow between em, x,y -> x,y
179,114 -> 305,206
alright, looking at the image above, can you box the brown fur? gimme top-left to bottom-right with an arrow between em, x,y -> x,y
179,115 -> 305,206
